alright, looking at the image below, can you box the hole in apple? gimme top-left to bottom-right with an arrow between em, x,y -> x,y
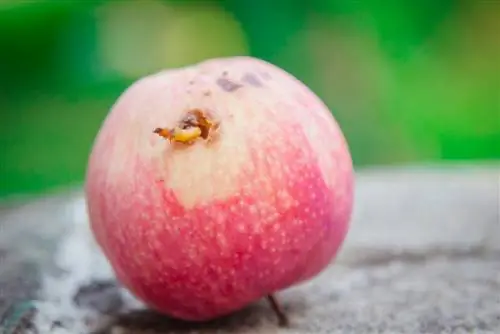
153,109 -> 220,146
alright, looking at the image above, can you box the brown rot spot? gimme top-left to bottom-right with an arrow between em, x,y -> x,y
188,109 -> 220,140
153,127 -> 171,137
216,77 -> 243,92
203,90 -> 211,96
242,72 -> 263,87
153,109 -> 220,146
189,80 -> 194,85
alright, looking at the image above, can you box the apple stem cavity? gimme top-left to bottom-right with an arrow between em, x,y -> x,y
266,294 -> 289,327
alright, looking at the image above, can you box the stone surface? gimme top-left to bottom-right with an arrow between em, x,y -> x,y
0,165 -> 499,333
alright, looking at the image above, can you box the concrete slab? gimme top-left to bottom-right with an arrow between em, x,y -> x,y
0,165 -> 499,333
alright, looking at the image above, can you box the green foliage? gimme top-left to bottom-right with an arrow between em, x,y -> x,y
0,0 -> 498,197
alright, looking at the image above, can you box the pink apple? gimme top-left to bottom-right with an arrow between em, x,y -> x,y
84,56 -> 354,323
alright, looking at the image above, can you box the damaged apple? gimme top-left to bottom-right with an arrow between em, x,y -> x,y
84,56 -> 354,325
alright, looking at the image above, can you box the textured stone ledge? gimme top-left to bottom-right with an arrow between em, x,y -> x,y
0,164 -> 498,333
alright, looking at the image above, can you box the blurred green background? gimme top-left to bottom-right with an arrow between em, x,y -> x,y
0,0 -> 499,199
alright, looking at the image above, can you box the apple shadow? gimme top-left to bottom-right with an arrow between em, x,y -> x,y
73,279 -> 310,333
91,301 -> 292,334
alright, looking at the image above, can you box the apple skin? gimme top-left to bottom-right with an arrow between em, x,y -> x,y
84,56 -> 354,321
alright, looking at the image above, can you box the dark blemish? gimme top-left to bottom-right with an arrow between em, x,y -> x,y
73,280 -> 124,314
242,72 -> 263,87
216,77 -> 243,92
260,71 -> 272,80
189,80 -> 194,85
203,90 -> 211,96
222,71 -> 228,76
51,320 -> 64,330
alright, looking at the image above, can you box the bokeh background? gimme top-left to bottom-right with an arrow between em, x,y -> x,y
0,0 -> 498,199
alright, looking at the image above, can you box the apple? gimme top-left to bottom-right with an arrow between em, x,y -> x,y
84,56 -> 354,324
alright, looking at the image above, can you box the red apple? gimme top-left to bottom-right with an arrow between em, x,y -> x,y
84,56 -> 354,323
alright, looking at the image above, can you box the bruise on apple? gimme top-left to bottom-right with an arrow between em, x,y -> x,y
216,77 -> 243,92
241,72 -> 263,88
153,109 -> 220,146
216,71 -> 264,92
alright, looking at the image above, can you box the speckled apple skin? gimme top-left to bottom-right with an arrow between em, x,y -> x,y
84,56 -> 354,321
